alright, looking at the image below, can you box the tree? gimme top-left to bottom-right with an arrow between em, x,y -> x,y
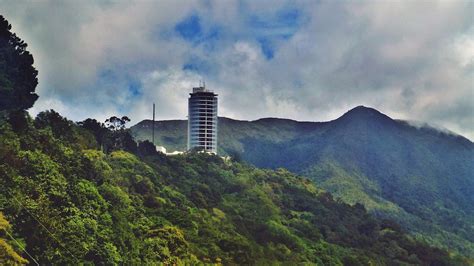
105,116 -> 130,131
35,109 -> 73,139
0,15 -> 38,114
103,116 -> 136,153
137,140 -> 158,157
0,212 -> 28,265
78,118 -> 109,149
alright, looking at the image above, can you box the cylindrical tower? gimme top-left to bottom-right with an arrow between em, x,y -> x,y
187,86 -> 218,154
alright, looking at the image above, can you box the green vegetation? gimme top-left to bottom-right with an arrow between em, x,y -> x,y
132,108 -> 474,257
0,13 -> 470,264
1,212 -> 28,265
0,115 -> 467,264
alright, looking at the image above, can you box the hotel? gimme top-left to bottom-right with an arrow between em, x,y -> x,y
187,85 -> 218,153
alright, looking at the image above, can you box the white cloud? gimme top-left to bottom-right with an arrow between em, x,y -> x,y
130,69 -> 201,122
0,0 -> 472,139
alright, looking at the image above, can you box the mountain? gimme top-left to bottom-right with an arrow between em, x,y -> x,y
2,113 -> 467,265
0,14 -> 468,264
131,106 -> 474,256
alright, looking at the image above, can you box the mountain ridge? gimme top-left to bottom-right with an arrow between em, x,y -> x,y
131,106 -> 474,256
134,105 -> 472,143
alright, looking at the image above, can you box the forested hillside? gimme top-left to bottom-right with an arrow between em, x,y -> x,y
132,108 -> 474,257
0,112 -> 468,264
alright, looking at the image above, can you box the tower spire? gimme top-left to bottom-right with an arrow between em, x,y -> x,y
152,103 -> 155,144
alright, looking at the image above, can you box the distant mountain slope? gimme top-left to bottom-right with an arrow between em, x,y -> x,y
132,117 -> 327,154
133,119 -> 188,152
131,106 -> 474,256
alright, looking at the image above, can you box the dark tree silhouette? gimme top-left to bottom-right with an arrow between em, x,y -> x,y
0,15 -> 38,113
137,140 -> 158,157
102,115 -> 136,153
35,109 -> 73,138
105,116 -> 130,131
78,118 -> 109,149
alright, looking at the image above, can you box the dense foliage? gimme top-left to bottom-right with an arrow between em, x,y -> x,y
132,107 -> 474,257
0,15 -> 38,115
0,113 -> 467,264
0,212 -> 28,265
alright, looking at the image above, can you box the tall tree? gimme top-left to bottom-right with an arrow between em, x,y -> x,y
78,118 -> 109,149
105,116 -> 130,131
0,15 -> 38,114
103,116 -> 136,153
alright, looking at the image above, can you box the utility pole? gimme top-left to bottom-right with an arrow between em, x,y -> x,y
152,103 -> 155,144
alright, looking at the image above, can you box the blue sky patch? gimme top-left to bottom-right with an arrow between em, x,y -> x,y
182,56 -> 213,75
174,14 -> 223,51
276,8 -> 302,28
128,79 -> 142,97
174,7 -> 304,60
175,14 -> 202,42
248,8 -> 302,35
246,7 -> 304,60
258,38 -> 275,59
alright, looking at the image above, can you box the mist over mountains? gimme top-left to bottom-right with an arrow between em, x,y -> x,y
132,106 -> 474,256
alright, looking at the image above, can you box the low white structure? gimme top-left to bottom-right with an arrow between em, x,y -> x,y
156,146 -> 184,156
156,146 -> 167,153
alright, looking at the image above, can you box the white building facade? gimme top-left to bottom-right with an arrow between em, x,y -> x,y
187,86 -> 218,154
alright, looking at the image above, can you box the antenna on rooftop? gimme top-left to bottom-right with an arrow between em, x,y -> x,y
152,103 -> 155,144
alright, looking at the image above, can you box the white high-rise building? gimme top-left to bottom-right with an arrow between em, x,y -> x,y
187,85 -> 218,154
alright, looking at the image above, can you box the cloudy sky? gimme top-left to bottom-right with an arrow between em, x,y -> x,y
1,0 -> 473,139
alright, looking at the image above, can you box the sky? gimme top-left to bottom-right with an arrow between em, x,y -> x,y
1,0 -> 473,139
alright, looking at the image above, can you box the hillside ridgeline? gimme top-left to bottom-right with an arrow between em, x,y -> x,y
0,112 -> 467,264
132,106 -> 474,256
